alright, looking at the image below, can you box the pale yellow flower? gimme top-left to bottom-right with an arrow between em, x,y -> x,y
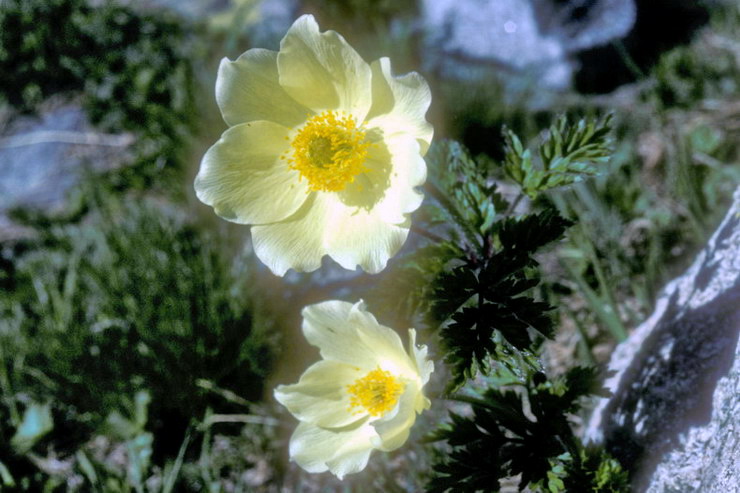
195,14 -> 433,275
274,300 -> 434,479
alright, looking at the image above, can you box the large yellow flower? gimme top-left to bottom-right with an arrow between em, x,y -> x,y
195,15 -> 433,275
274,300 -> 434,479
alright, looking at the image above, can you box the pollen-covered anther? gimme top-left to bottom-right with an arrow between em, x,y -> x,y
284,110 -> 371,192
347,367 -> 404,417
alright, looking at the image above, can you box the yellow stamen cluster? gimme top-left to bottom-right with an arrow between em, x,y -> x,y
283,111 -> 370,192
347,367 -> 404,417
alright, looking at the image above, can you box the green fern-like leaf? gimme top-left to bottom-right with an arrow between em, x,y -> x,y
428,366 -> 626,492
426,140 -> 508,250
432,209 -> 572,390
504,114 -> 614,198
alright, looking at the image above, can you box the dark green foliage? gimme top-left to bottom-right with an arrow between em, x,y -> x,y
652,8 -> 740,110
423,136 -> 576,389
0,0 -> 193,123
503,114 -> 614,199
0,0 -> 194,125
0,197 -> 272,482
557,449 -> 631,493
497,209 -> 575,254
424,118 -> 629,490
79,7 -> 193,135
0,0 -> 195,187
428,367 -> 626,492
0,0 -> 89,108
654,48 -> 713,109
432,210 -> 572,390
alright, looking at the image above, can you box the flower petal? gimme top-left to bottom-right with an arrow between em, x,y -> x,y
301,301 -> 415,376
251,162 -> 419,274
277,301 -> 434,478
301,300 -> 377,369
274,360 -> 365,428
289,421 -> 376,479
366,57 -> 434,154
277,15 -> 372,118
365,135 -> 426,225
215,49 -> 310,127
324,192 -> 411,274
348,303 -> 417,378
408,329 -> 434,387
194,121 -> 308,225
371,381 -> 419,451
250,192 -> 330,276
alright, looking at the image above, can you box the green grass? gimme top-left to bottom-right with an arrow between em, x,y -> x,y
435,3 -> 740,366
0,191 -> 275,490
547,20 -> 740,352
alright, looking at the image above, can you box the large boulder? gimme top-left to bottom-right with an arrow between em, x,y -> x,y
0,103 -> 132,240
420,0 -> 637,92
420,0 -> 732,96
586,186 -> 740,491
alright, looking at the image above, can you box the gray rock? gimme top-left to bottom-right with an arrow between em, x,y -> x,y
534,0 -> 636,53
0,104 -> 132,240
586,186 -> 740,491
422,0 -> 572,90
420,0 -> 636,91
646,338 -> 740,492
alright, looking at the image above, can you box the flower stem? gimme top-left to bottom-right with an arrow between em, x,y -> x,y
410,225 -> 446,244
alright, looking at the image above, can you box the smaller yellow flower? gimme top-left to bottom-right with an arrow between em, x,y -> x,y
274,300 -> 434,479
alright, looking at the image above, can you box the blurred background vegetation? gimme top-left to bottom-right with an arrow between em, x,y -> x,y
0,0 -> 738,491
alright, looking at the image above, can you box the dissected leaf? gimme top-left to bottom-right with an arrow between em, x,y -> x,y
433,209 -> 571,389
426,140 -> 508,250
504,114 -> 614,198
429,369 -> 625,492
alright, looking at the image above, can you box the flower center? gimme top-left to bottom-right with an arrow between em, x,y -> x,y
347,367 -> 404,417
284,111 -> 370,192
